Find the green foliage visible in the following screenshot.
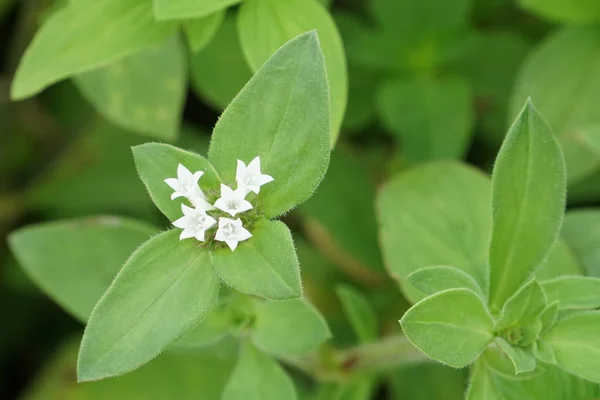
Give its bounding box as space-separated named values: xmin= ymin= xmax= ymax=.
xmin=153 ymin=0 xmax=241 ymax=20
xmin=237 ymin=0 xmax=347 ymax=142
xmin=335 ymin=285 xmax=378 ymax=343
xmin=562 ymin=210 xmax=600 ymax=277
xmin=511 ymin=27 xmax=600 ymax=187
xmin=488 ymin=101 xmax=566 ymax=311
xmin=495 ymin=279 xmax=546 ymax=332
xmin=22 ymin=338 xmax=238 ymax=400
xmin=495 ymin=337 xmax=537 ymax=374
xmin=12 ymin=0 xmax=176 ymax=100
xmin=377 ymin=76 xmax=473 ymax=163
xmin=301 ymin=148 xmax=384 ymax=277
xmin=406 ymin=266 xmax=484 ymax=298
xmin=400 ymin=289 xmax=495 ymax=368
xmin=542 ymin=276 xmax=600 ymax=310
xmin=209 ymin=31 xmax=330 ymax=218
xmin=222 ymin=341 xmax=296 ymax=400
xmin=184 ymin=10 xmax=225 ymax=53
xmin=518 ymin=0 xmax=600 ymax=23
xmin=8 ymin=216 xmax=157 ymax=322
xmin=252 ymin=299 xmax=330 ymax=355
xmin=189 ymin=15 xmax=252 ymax=109
xmin=377 ymin=162 xmax=491 ymax=302
xmin=211 ymin=219 xmax=302 ymax=300
xmin=74 ymin=37 xmax=186 ymax=140
xmin=77 ymin=230 xmax=220 ymax=381
xmin=546 ymin=311 xmax=600 ymax=384
xmin=133 ymin=143 xmax=220 ymax=221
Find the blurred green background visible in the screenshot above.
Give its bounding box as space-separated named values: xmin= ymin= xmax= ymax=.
xmin=2 ymin=0 xmax=600 ymax=398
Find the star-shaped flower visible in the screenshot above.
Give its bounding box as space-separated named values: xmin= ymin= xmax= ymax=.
xmin=236 ymin=156 xmax=274 ymax=194
xmin=214 ymin=184 xmax=253 ymax=217
xmin=172 ymin=204 xmax=217 ymax=241
xmin=164 ymin=164 xmax=214 ymax=211
xmin=214 ymin=217 xmax=252 ymax=251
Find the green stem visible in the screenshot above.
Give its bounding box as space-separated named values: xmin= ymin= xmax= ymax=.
xmin=281 ymin=334 xmax=431 ymax=382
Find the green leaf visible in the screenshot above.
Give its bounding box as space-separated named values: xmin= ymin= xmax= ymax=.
xmin=12 ymin=0 xmax=176 ymax=100
xmin=77 ymin=230 xmax=220 ymax=381
xmin=495 ymin=280 xmax=547 ymax=331
xmin=496 ymin=338 xmax=537 ymax=375
xmin=184 ymin=10 xmax=225 ymax=53
xmin=176 ymin=305 xmax=232 ymax=349
xmin=518 ymin=0 xmax=600 ymax=23
xmin=300 ymin=148 xmax=385 ymax=278
xmin=488 ymin=100 xmax=567 ymax=311
xmin=74 ymin=37 xmax=186 ymax=141
xmin=335 ymin=285 xmax=378 ymax=343
xmin=237 ymin=0 xmax=347 ymax=143
xmin=208 ymin=31 xmax=330 ymax=218
xmin=8 ymin=217 xmax=157 ymax=323
xmin=542 ymin=276 xmax=600 ymax=310
xmin=539 ymin=302 xmax=559 ymax=335
xmin=22 ymin=338 xmax=238 ymax=400
xmin=189 ymin=15 xmax=252 ymax=109
xmin=369 ymin=0 xmax=470 ymax=35
xmin=389 ymin=363 xmax=466 ymax=400
xmin=210 ymin=219 xmax=301 ymax=300
xmin=153 ymin=0 xmax=241 ymax=20
xmin=536 ymin=239 xmax=583 ymax=281
xmin=132 ymin=143 xmax=220 ymax=221
xmin=532 ymin=340 xmax=557 ymax=365
xmin=562 ymin=210 xmax=600 ymax=278
xmin=252 ymin=299 xmax=330 ymax=356
xmin=400 ymin=289 xmax=495 ymax=368
xmin=222 ymin=341 xmax=297 ymax=400
xmin=510 ymin=27 xmax=600 ymax=185
xmin=377 ymin=76 xmax=474 ymax=163
xmin=407 ymin=266 xmax=484 ymax=298
xmin=377 ymin=161 xmax=491 ymax=303
xmin=27 ymin=120 xmax=155 ymax=219
xmin=546 ymin=311 xmax=600 ymax=384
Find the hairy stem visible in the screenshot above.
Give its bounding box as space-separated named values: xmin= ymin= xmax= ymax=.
xmin=281 ymin=334 xmax=430 ymax=382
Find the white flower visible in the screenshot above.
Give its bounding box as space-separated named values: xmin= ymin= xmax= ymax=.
xmin=172 ymin=204 xmax=217 ymax=241
xmin=214 ymin=184 xmax=252 ymax=217
xmin=236 ymin=156 xmax=274 ymax=194
xmin=214 ymin=217 xmax=252 ymax=251
xmin=164 ymin=163 xmax=214 ymax=211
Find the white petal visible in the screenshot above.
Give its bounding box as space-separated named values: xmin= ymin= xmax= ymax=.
xmin=260 ymin=174 xmax=274 ymax=185
xmin=215 ymin=229 xmax=226 ymax=241
xmin=164 ymin=178 xmax=180 ymax=191
xmin=238 ymin=199 xmax=253 ymax=213
xmin=219 ymin=217 xmax=234 ymax=228
xmin=191 ymin=197 xmax=215 ymax=212
xmin=179 ymin=229 xmax=196 ymax=240
xmin=181 ymin=203 xmax=196 ymax=216
xmin=220 ymin=184 xmax=234 ymax=197
xmin=204 ymin=215 xmax=217 ymax=228
xmin=193 ymin=171 xmax=205 ymax=182
xmin=235 ymin=227 xmax=252 ymax=242
xmin=177 ymin=164 xmax=194 ymax=181
xmin=236 ymin=160 xmax=246 ymax=183
xmin=245 ymin=185 xmax=260 ymax=195
xmin=172 ymin=216 xmax=190 ymax=229
xmin=214 ymin=198 xmax=235 ymax=216
xmin=226 ymin=240 xmax=239 ymax=251
xmin=248 ymin=156 xmax=261 ymax=172
xmin=171 ymin=191 xmax=184 ymax=200
xmin=194 ymin=231 xmax=206 ymax=241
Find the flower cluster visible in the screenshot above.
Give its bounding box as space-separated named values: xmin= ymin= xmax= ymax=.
xmin=164 ymin=156 xmax=274 ymax=251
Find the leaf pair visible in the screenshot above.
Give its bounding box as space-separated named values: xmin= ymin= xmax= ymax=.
xmin=10 ymin=32 xmax=332 ymax=383
xmin=398 ymin=100 xmax=567 ymax=369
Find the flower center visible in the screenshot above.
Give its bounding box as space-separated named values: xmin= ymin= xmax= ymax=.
xmin=222 ymin=222 xmax=236 ymax=238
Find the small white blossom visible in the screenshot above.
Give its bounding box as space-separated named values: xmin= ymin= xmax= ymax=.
xmin=172 ymin=204 xmax=217 ymax=241
xmin=164 ymin=164 xmax=214 ymax=211
xmin=214 ymin=217 xmax=252 ymax=251
xmin=236 ymin=156 xmax=274 ymax=194
xmin=214 ymin=184 xmax=252 ymax=217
